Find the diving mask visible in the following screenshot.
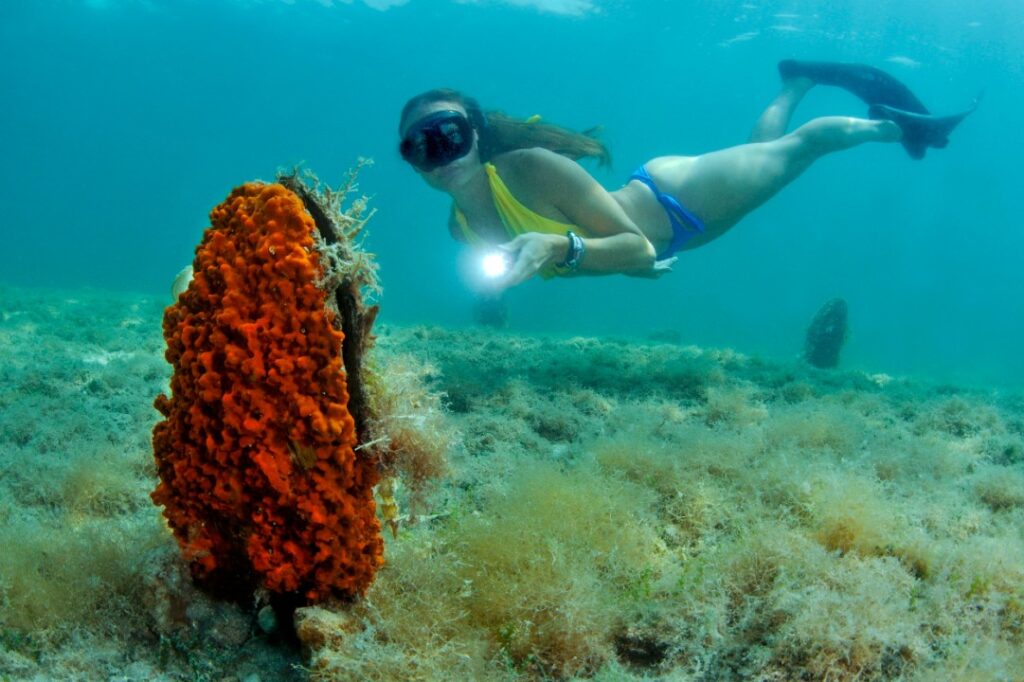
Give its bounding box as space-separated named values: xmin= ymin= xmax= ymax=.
xmin=399 ymin=110 xmax=474 ymax=172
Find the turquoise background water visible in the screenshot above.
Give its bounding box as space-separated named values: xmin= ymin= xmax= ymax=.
xmin=2 ymin=0 xmax=1021 ymax=386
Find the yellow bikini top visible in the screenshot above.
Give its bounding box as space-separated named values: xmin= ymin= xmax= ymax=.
xmin=453 ymin=162 xmax=592 ymax=278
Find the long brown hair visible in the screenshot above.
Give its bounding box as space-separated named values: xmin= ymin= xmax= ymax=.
xmin=399 ymin=88 xmax=611 ymax=166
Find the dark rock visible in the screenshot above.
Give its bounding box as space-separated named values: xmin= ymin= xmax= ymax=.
xmin=804 ymin=298 xmax=848 ymax=369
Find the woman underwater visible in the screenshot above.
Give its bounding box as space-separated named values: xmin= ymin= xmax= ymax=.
xmin=398 ymin=60 xmax=976 ymax=289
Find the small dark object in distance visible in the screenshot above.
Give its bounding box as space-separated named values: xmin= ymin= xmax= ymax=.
xmin=473 ymin=292 xmax=508 ymax=328
xmin=804 ymin=298 xmax=848 ymax=368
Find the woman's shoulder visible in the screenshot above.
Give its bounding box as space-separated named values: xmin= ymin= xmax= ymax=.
xmin=493 ymin=147 xmax=564 ymax=171
xmin=492 ymin=148 xmax=573 ymax=193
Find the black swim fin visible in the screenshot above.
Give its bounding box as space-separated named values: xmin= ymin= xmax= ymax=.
xmin=778 ymin=59 xmax=929 ymax=114
xmin=779 ymin=59 xmax=979 ymax=159
xmin=868 ymin=95 xmax=981 ymax=159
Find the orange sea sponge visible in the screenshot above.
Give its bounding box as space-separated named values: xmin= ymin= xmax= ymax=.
xmin=152 ymin=180 xmax=382 ymax=602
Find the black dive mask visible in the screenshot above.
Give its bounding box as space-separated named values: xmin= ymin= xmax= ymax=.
xmin=399 ymin=110 xmax=474 ymax=172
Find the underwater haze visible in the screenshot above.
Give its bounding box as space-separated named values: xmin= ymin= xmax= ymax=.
xmin=5 ymin=2 xmax=1024 ymax=680
xmin=1 ymin=0 xmax=1022 ymax=386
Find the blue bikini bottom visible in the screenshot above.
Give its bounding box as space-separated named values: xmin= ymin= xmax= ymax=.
xmin=629 ymin=164 xmax=705 ymax=260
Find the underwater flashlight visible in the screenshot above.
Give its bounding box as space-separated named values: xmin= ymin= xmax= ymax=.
xmin=481 ymin=251 xmax=511 ymax=279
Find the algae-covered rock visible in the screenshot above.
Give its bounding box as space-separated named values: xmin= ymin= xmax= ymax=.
xmin=804 ymin=298 xmax=849 ymax=368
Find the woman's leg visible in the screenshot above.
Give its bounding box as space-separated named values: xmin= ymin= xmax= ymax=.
xmin=659 ymin=116 xmax=901 ymax=235
xmin=748 ymin=77 xmax=814 ymax=142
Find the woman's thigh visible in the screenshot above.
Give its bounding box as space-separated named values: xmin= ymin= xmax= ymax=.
xmin=647 ymin=139 xmax=806 ymax=232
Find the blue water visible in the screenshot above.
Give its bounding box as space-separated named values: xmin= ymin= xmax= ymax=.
xmin=2 ymin=0 xmax=1022 ymax=386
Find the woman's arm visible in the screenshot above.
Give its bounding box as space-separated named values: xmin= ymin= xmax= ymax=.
xmin=497 ymin=148 xmax=660 ymax=286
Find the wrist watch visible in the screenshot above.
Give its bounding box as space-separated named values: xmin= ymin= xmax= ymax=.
xmin=557 ymin=230 xmax=585 ymax=271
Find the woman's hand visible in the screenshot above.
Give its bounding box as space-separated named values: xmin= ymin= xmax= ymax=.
xmin=494 ymin=233 xmax=566 ymax=288
xmin=489 ymin=232 xmax=671 ymax=289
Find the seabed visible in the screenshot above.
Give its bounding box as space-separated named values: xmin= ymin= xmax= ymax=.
xmin=1 ymin=283 xmax=1022 ymax=681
